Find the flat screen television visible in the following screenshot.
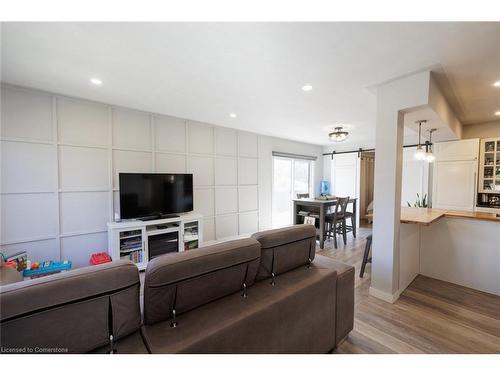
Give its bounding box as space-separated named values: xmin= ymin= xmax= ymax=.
xmin=119 ymin=173 xmax=193 ymax=220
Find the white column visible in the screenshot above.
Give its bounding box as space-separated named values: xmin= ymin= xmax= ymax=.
xmin=369 ymin=71 xmax=431 ymax=302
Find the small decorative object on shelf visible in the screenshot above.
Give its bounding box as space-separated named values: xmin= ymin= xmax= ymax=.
xmin=407 ymin=193 xmax=428 ymax=208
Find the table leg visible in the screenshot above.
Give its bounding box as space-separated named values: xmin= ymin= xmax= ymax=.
xmin=319 ymin=204 xmax=325 ymax=249
xmin=353 ymin=199 xmax=357 ymax=238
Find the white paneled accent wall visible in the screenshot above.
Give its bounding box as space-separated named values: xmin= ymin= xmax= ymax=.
xmin=1 ymin=85 xmax=263 ymax=267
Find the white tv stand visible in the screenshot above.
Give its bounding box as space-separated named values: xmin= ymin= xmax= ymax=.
xmin=107 ymin=213 xmax=203 ymax=271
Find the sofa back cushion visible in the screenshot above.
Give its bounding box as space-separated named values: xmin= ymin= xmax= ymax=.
xmin=143 ymin=238 xmax=261 ymax=325
xmin=251 ymin=224 xmax=316 ymax=281
xmin=0 ymin=261 xmax=141 ymax=353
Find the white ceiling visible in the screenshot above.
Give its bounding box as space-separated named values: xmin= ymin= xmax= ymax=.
xmin=2 ymin=22 xmax=500 ymax=147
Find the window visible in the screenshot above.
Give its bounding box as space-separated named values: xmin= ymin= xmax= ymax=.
xmin=272 ymin=156 xmax=313 ymax=228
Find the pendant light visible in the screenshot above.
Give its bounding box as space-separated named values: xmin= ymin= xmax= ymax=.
xmin=414 ymin=120 xmax=426 ymax=160
xmin=425 ymin=128 xmax=437 ymax=163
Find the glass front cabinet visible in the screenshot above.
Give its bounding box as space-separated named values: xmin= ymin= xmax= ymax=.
xmin=479 ymin=137 xmax=500 ymax=193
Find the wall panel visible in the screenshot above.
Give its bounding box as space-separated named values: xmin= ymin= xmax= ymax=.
xmin=216 ymin=127 xmax=237 ymax=156
xmin=1 ymin=87 xmax=53 ymax=142
xmin=238 ymin=158 xmax=258 ymax=185
xmin=1 ymin=141 xmax=55 ymax=192
xmin=239 ymin=211 xmax=259 ymax=235
xmin=61 ymin=232 xmax=108 ymax=268
xmin=1 ymin=193 xmax=57 ymax=243
xmin=59 ymin=146 xmax=109 ymax=190
xmin=58 ymin=98 xmax=108 ymax=146
xmin=112 ymin=108 xmax=152 ymax=150
xmin=188 ymin=121 xmax=214 ymax=154
xmin=156 ymin=153 xmax=186 ymax=173
xmin=155 ymin=115 xmax=186 ymax=153
xmin=215 ymin=187 xmax=238 ymax=215
xmin=188 ymin=156 xmax=214 ymax=186
xmin=216 ymin=214 xmax=239 ymax=239
xmin=193 ymin=188 xmax=215 ymax=217
xmin=60 ymin=192 xmax=109 ymax=234
xmin=238 ymin=185 xmax=258 ymax=212
xmin=215 ymin=157 xmax=238 ymax=185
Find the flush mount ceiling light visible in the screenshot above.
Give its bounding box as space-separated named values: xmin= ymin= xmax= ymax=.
xmin=90 ymin=78 xmax=103 ymax=86
xmin=414 ymin=120 xmax=427 ymax=161
xmin=493 ymin=81 xmax=500 ymax=87
xmin=495 ymin=111 xmax=500 ymax=116
xmin=328 ymin=126 xmax=349 ymax=142
xmin=301 ymin=84 xmax=313 ymax=92
xmin=229 ymin=113 xmax=237 ymax=118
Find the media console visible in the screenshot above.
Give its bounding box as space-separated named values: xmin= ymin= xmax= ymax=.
xmin=107 ymin=213 xmax=203 ymax=271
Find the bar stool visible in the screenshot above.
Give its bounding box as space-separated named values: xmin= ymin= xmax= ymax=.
xmin=325 ymin=196 xmax=349 ymax=249
xmin=359 ymin=234 xmax=372 ymax=278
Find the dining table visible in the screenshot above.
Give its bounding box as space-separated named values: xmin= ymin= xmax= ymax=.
xmin=292 ymin=197 xmax=358 ymax=249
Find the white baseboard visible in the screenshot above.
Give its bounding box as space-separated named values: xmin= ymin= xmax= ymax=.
xmin=369 ymin=286 xmax=401 ymax=303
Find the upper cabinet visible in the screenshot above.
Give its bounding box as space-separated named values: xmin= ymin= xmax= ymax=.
xmin=479 ymin=137 xmax=500 ymax=193
xmin=432 ymin=139 xmax=479 ymax=211
xmin=433 ymin=138 xmax=479 ymax=162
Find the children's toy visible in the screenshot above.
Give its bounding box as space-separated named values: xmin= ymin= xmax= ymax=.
xmin=23 ymin=260 xmax=72 ymax=278
xmin=90 ymin=252 xmax=112 ymax=265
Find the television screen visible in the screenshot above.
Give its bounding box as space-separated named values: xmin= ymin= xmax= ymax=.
xmin=119 ymin=173 xmax=193 ymax=219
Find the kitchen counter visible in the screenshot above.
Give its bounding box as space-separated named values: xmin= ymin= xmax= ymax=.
xmin=367 ymin=207 xmax=500 ymax=225
xmin=396 ymin=207 xmax=500 ymax=300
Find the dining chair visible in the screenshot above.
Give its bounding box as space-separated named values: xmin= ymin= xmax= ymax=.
xmin=325 ymin=196 xmax=349 ymax=249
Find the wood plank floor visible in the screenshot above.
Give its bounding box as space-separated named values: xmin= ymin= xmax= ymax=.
xmin=318 ymin=225 xmax=500 ymax=354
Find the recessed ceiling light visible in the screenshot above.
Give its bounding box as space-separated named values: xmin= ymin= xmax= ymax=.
xmin=301 ymin=84 xmax=313 ymax=92
xmin=493 ymin=81 xmax=500 ymax=87
xmin=229 ymin=113 xmax=237 ymax=118
xmin=495 ymin=111 xmax=500 ymax=116
xmin=90 ymin=78 xmax=103 ymax=86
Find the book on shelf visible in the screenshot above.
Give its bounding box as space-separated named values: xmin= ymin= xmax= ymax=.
xmin=120 ymin=250 xmax=143 ymax=263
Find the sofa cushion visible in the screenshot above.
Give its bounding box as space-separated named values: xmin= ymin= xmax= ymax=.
xmin=312 ymin=255 xmax=355 ymax=344
xmin=251 ymin=225 xmax=316 ymax=281
xmin=0 ymin=260 xmax=141 ymax=353
xmin=141 ymin=264 xmax=337 ymax=353
xmin=143 ymin=238 xmax=261 ymax=325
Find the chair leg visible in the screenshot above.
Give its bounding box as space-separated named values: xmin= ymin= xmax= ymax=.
xmin=342 ymin=219 xmax=347 ymax=245
xmin=351 ymin=215 xmax=356 ymax=238
xmin=360 ymin=236 xmax=372 ymax=278
xmin=333 ymin=222 xmax=338 ymax=249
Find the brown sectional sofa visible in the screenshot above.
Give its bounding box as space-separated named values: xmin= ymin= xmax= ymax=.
xmin=0 ymin=225 xmax=354 ymax=354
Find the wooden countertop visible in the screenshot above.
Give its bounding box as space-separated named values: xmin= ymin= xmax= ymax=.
xmin=443 ymin=210 xmax=500 ymax=223
xmin=400 ymin=207 xmax=448 ymax=225
xmin=366 ymin=207 xmax=500 ymax=225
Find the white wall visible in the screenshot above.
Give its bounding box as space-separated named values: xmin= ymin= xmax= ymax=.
xmin=462 ymin=120 xmax=500 ymax=139
xmin=0 ymin=84 xmax=323 ymax=267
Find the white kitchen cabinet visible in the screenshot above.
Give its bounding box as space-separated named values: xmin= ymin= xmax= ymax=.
xmin=432 ymin=139 xmax=479 ymax=211
xmin=478 ymin=137 xmax=500 ymax=193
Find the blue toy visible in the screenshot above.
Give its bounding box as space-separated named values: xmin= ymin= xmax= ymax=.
xmin=23 ymin=260 xmax=72 ymax=278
